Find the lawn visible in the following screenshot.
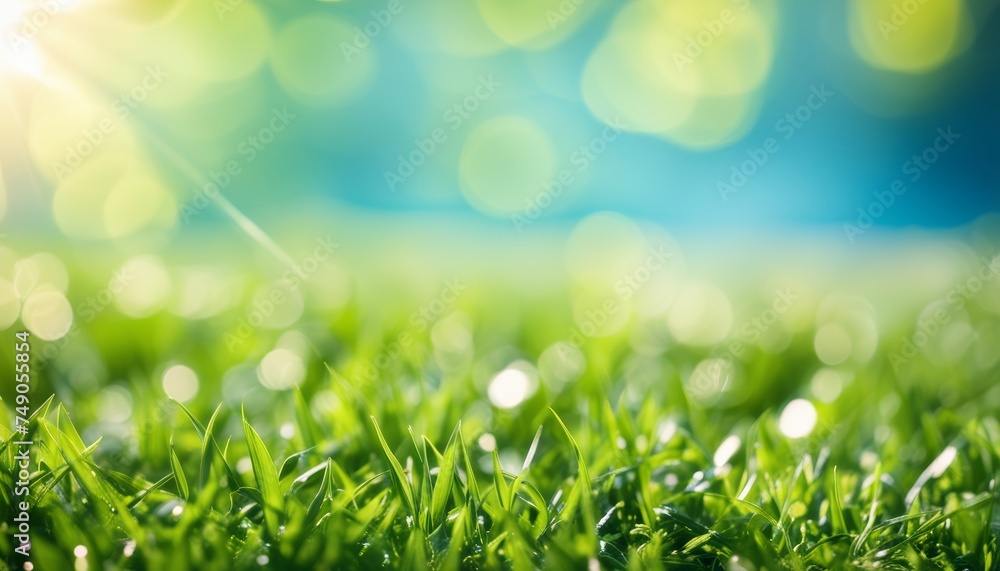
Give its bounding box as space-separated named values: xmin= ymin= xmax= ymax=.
xmin=1 ymin=0 xmax=997 ymax=568
xmin=2 ymin=279 xmax=998 ymax=570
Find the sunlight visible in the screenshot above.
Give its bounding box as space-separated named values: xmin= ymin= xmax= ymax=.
xmin=0 ymin=0 xmax=56 ymax=78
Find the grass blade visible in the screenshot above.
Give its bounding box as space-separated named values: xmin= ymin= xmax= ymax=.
xmin=371 ymin=416 xmax=416 ymax=521
xmin=429 ymin=426 xmax=459 ymax=528
xmin=830 ymin=466 xmax=847 ymax=535
xmin=491 ymin=450 xmax=509 ymax=510
xmin=170 ymin=438 xmax=189 ymax=501
xmin=550 ymin=408 xmax=597 ymax=555
xmin=243 ymin=412 xmax=284 ymax=538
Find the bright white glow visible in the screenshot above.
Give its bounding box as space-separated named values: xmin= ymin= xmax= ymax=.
xmin=487 ymin=366 xmax=532 ymax=409
xmin=162 ymin=365 xmax=199 ymax=402
xmin=257 ymin=348 xmax=305 ymax=390
xmin=6 ymin=41 xmax=44 ymax=77
xmin=0 ymin=2 xmax=31 ymax=37
xmin=713 ymin=435 xmax=741 ymax=467
xmin=73 ymin=545 xmax=87 ymax=558
xmin=0 ymin=1 xmax=51 ymax=78
xmin=778 ymin=399 xmax=818 ymax=439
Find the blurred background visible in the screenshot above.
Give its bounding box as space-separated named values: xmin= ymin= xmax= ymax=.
xmin=3 ymin=0 xmax=999 ymax=236
xmin=1 ymin=0 xmax=1000 ymax=447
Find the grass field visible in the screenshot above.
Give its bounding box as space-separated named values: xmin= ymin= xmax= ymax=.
xmin=1 ymin=0 xmax=998 ymax=568
xmin=2 ymin=265 xmax=999 ymax=571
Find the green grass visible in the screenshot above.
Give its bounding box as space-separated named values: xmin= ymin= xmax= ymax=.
xmin=1 ymin=296 xmax=999 ymax=570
